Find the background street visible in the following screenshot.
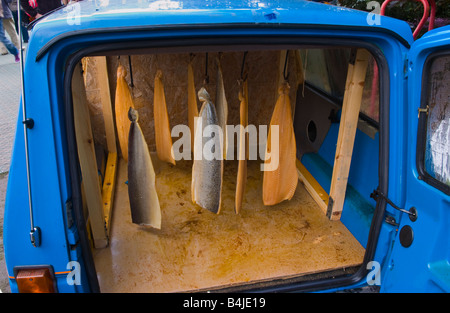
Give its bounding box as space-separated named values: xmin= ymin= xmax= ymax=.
xmin=0 ymin=51 xmax=21 ymax=293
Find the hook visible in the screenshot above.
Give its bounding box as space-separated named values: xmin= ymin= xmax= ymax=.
xmin=203 ymin=52 xmax=209 ymax=85
xmin=128 ymin=55 xmax=134 ymax=88
xmin=283 ymin=50 xmax=290 ymax=81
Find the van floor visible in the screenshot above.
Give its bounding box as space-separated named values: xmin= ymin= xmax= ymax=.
xmin=93 ymin=155 xmax=365 ymax=292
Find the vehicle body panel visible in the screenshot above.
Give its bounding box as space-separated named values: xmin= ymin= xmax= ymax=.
xmin=381 ymin=26 xmax=450 ymax=292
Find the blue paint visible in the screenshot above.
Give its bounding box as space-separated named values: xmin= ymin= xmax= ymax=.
xmin=428 ymin=260 xmax=450 ymax=292
xmin=301 ymin=124 xmax=378 ymax=248
xmin=380 ymin=27 xmax=450 ymax=292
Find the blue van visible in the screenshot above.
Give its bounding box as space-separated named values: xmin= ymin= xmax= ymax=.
xmin=3 ymin=0 xmax=449 ymax=293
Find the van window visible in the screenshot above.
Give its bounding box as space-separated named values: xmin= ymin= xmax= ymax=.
xmin=423 ymin=54 xmax=450 ymax=188
xmin=299 ymin=49 xmax=379 ymax=123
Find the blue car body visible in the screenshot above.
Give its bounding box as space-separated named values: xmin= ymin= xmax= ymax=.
xmin=3 ymin=0 xmax=449 ymax=293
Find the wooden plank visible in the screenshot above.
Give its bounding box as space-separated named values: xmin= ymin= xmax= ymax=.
xmin=94 ymin=56 xmax=117 ymax=154
xmin=296 ymin=160 xmax=328 ymax=214
xmin=94 ymin=56 xmax=118 ymax=237
xmin=102 ymin=152 xmax=118 ymax=237
xmin=327 ymin=49 xmax=370 ymax=221
xmin=72 ymin=62 xmax=108 ymax=248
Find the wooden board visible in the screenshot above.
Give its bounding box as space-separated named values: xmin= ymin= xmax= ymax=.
xmin=72 ymin=63 xmax=108 ymax=248
xmin=94 ymin=56 xmax=117 ymax=154
xmin=93 ymin=56 xmax=118 ymax=238
xmin=102 ymin=152 xmax=117 ymax=237
xmin=328 ymin=49 xmax=370 ymax=221
xmin=296 ymin=160 xmax=328 ymax=214
xmin=93 ymin=156 xmax=365 ymax=292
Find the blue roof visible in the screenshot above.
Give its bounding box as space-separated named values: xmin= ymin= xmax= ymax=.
xmin=30 ymin=0 xmax=414 ymax=54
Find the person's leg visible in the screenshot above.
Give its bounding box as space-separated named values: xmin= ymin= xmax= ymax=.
xmin=0 ymin=42 xmax=7 ymax=54
xmin=3 ymin=18 xmax=20 ymax=49
xmin=0 ymin=20 xmax=19 ymax=57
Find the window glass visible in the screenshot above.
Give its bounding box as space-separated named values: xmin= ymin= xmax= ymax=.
xmin=424 ymin=55 xmax=450 ymax=186
xmin=299 ymin=49 xmax=379 ymax=123
xmin=299 ymin=49 xmax=333 ymax=95
xmin=360 ymin=55 xmax=379 ymax=122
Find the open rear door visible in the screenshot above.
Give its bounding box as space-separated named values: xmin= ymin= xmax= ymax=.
xmin=382 ymin=26 xmax=450 ymax=292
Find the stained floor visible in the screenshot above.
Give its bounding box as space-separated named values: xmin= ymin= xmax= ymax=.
xmin=94 ymin=156 xmax=365 ymax=293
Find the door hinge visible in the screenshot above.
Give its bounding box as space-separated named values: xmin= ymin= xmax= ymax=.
xmin=418 ymin=105 xmax=429 ymax=118
xmin=403 ymin=57 xmax=409 ymax=78
xmin=384 ymin=214 xmax=399 ymax=227
xmin=370 ymin=188 xmax=417 ymax=218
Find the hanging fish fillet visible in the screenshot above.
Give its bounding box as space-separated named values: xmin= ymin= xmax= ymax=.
xmin=154 ymin=69 xmax=176 ymax=165
xmin=215 ymin=57 xmax=228 ymax=159
xmin=128 ymin=107 xmax=162 ymax=229
xmin=235 ymin=79 xmax=248 ymax=214
xmin=262 ymin=82 xmax=298 ymax=206
xmin=115 ymin=65 xmax=133 ymax=161
xmin=188 ymin=61 xmax=199 ymax=152
xmin=191 ymin=87 xmax=223 ymax=214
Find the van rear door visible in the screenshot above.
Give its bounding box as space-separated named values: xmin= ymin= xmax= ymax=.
xmin=381 ymin=25 xmax=450 ymax=292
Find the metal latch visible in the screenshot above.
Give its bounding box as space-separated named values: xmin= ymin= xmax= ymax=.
xmin=370 ymin=188 xmax=417 ymax=218
xmin=418 ymin=105 xmax=429 ymax=118
xmin=30 ymin=227 xmax=41 ymax=248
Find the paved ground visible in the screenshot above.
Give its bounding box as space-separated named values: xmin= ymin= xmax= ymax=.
xmin=0 ymin=51 xmax=21 ymax=293
xmin=0 ymin=173 xmax=10 ymax=293
xmin=0 ymin=54 xmax=20 ymax=174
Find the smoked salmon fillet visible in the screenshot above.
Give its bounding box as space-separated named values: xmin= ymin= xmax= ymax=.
xmin=188 ymin=61 xmax=199 ymax=153
xmin=114 ymin=65 xmax=133 ymax=161
xmin=127 ymin=107 xmax=162 ymax=229
xmin=215 ymin=58 xmax=228 ymax=159
xmin=262 ymin=82 xmax=298 ymax=206
xmin=191 ymin=87 xmax=223 ymax=214
xmin=154 ymin=69 xmax=176 ymax=165
xmin=235 ymin=79 xmax=248 ymax=214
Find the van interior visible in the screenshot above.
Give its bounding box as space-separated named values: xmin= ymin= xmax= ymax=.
xmin=69 ymin=45 xmax=381 ymax=292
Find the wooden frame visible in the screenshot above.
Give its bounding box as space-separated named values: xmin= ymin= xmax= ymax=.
xmin=328 ymin=49 xmax=369 ymax=220
xmin=296 ymin=160 xmax=328 ymax=213
xmin=296 ymin=49 xmax=370 ymax=221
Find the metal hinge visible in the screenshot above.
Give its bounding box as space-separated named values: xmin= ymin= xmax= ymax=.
xmin=370 ymin=188 xmax=417 ymax=219
xmin=384 ymin=214 xmax=399 ymax=227
xmin=418 ymin=105 xmax=429 ymax=118
xmin=403 ymin=57 xmax=409 ymax=78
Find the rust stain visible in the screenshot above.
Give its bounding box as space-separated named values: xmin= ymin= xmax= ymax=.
xmin=93 ymin=157 xmax=365 ymax=292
